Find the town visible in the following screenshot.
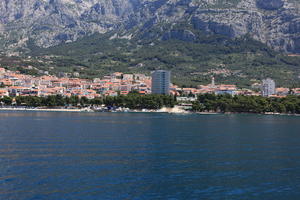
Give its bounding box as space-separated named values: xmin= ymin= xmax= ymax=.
xmin=0 ymin=67 xmax=300 ymax=100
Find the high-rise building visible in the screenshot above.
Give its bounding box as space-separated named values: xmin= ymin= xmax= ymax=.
xmin=211 ymin=76 xmax=215 ymax=88
xmin=261 ymin=78 xmax=275 ymax=97
xmin=151 ymin=70 xmax=171 ymax=95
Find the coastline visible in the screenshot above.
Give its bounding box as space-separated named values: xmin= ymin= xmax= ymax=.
xmin=0 ymin=107 xmax=89 ymax=112
xmin=0 ymin=107 xmax=299 ymax=116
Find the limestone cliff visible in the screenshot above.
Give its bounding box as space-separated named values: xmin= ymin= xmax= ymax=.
xmin=0 ymin=0 xmax=299 ymax=53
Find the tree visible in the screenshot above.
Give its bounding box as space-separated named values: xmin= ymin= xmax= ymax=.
xmin=80 ymin=96 xmax=89 ymax=106
xmin=192 ymin=101 xmax=205 ymax=112
xmin=1 ymin=96 xmax=12 ymax=105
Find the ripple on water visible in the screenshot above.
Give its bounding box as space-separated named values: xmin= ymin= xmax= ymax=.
xmin=1 ymin=112 xmax=300 ymax=200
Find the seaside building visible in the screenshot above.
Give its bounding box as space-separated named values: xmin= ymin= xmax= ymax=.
xmin=0 ymin=66 xmax=299 ymax=100
xmin=276 ymin=87 xmax=290 ymax=96
xmin=0 ymin=88 xmax=9 ymax=97
xmin=122 ymin=74 xmax=134 ymax=81
xmin=151 ymin=70 xmax=171 ymax=95
xmin=261 ymin=78 xmax=276 ymax=97
xmin=176 ymin=96 xmax=197 ymax=102
xmin=211 ymin=76 xmax=215 ymax=88
xmin=215 ymin=89 xmax=236 ymax=96
xmin=293 ymin=88 xmax=300 ymax=95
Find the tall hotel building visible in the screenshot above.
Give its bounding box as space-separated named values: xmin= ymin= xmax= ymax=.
xmin=151 ymin=70 xmax=171 ymax=95
xmin=261 ymin=78 xmax=275 ymax=97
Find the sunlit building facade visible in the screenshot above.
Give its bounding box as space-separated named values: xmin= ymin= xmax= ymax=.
xmin=151 ymin=70 xmax=171 ymax=95
xmin=262 ymin=78 xmax=275 ymax=97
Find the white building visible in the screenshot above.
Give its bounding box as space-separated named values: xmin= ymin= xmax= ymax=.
xmin=122 ymin=74 xmax=134 ymax=80
xmin=176 ymin=97 xmax=197 ymax=102
xmin=261 ymin=78 xmax=275 ymax=97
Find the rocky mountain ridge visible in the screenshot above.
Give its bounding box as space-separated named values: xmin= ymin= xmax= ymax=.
xmin=0 ymin=0 xmax=300 ymax=53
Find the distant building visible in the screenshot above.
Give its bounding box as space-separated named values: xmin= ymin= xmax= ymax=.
xmin=292 ymin=88 xmax=300 ymax=96
xmin=215 ymin=89 xmax=236 ymax=96
xmin=58 ymin=72 xmax=68 ymax=78
xmin=276 ymin=87 xmax=290 ymax=96
xmin=73 ymin=72 xmax=80 ymax=77
xmin=151 ymin=70 xmax=171 ymax=95
xmin=134 ymin=74 xmax=147 ymax=81
xmin=112 ymin=72 xmax=123 ymax=80
xmin=176 ymin=96 xmax=197 ymax=102
xmin=261 ymin=78 xmax=275 ymax=97
xmin=251 ymin=83 xmax=261 ymax=89
xmin=211 ymin=76 xmax=215 ymax=88
xmin=122 ymin=74 xmax=134 ymax=81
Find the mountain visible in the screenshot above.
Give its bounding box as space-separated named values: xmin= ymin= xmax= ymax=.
xmin=0 ymin=0 xmax=300 ymax=88
xmin=0 ymin=32 xmax=297 ymax=88
xmin=0 ymin=0 xmax=300 ymax=53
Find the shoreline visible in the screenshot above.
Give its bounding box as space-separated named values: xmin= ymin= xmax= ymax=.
xmin=0 ymin=107 xmax=299 ymax=116
xmin=196 ymin=111 xmax=300 ymax=117
xmin=0 ymin=107 xmax=89 ymax=112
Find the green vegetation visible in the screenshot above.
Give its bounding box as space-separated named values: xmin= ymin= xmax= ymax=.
xmin=1 ymin=26 xmax=300 ymax=88
xmin=103 ymin=93 xmax=175 ymax=109
xmin=25 ymin=31 xmax=300 ymax=88
xmin=0 ymin=96 xmax=13 ymax=105
xmin=0 ymin=95 xmax=96 ymax=107
xmin=0 ymin=93 xmax=175 ymax=110
xmin=1 ymin=93 xmax=300 ymax=114
xmin=192 ymin=94 xmax=300 ymax=114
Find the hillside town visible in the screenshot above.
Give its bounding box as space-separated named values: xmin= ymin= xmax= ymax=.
xmin=0 ymin=67 xmax=300 ymax=100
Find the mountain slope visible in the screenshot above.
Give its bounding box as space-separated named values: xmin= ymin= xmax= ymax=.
xmin=0 ymin=0 xmax=300 ymax=53
xmin=17 ymin=32 xmax=298 ymax=88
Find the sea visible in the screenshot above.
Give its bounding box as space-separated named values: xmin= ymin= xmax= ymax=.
xmin=0 ymin=111 xmax=300 ymax=200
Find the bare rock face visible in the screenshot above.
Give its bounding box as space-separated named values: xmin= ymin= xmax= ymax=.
xmin=0 ymin=0 xmax=136 ymax=48
xmin=162 ymin=30 xmax=197 ymax=42
xmin=0 ymin=0 xmax=300 ymax=53
xmin=256 ymin=0 xmax=284 ymax=10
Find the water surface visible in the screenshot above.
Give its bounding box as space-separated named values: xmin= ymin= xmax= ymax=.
xmin=0 ymin=111 xmax=300 ymax=199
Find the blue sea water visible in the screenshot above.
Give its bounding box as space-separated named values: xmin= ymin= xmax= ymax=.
xmin=0 ymin=111 xmax=300 ymax=200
